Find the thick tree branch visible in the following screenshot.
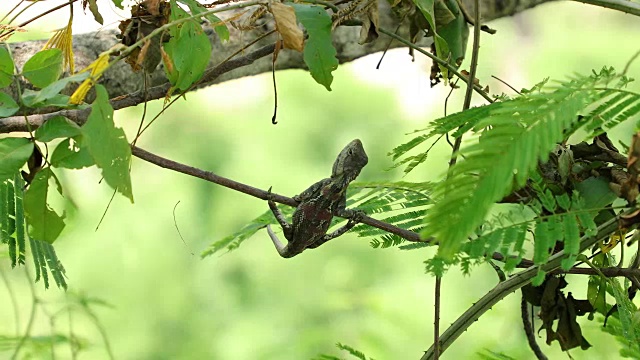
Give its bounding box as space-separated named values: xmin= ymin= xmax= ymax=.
xmin=3 ymin=0 xmax=552 ymax=106
xmin=0 ymin=42 xmax=277 ymax=133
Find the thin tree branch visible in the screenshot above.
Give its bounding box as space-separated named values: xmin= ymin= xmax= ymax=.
xmin=433 ymin=277 xmax=442 ymax=360
xmin=420 ymin=213 xmax=623 ymax=360
xmin=130 ymin=145 xmax=424 ymax=243
xmin=572 ymin=0 xmax=640 ymax=16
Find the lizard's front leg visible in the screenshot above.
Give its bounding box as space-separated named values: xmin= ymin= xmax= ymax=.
xmin=267 ymin=186 xmax=292 ymax=234
xmin=306 ymin=211 xmax=364 ymax=249
xmin=333 ymin=192 xmax=366 ymax=220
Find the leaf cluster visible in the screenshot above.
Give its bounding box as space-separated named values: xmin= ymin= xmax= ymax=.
xmin=391 ymin=67 xmax=639 ymax=261
xmin=1 ymin=175 xmax=66 ymax=289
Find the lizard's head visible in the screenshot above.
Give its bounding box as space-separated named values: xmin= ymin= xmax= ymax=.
xmin=332 ymin=139 xmax=368 ymax=181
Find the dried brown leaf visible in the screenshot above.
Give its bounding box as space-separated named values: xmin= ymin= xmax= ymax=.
xmin=271 ymin=3 xmax=304 ymax=52
xmin=143 ymin=0 xmax=163 ymax=16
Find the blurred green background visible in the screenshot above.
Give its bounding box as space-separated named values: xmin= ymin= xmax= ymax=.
xmin=2 ymin=1 xmax=640 ymax=359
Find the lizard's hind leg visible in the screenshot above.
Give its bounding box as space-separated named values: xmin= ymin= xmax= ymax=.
xmin=267 ymin=224 xmax=288 ymax=256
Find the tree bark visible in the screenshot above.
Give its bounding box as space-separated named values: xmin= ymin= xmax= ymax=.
xmin=1 ymin=0 xmax=554 ymax=132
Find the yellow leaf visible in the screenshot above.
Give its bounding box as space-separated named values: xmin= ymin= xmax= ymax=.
xmin=43 ymin=18 xmax=75 ymax=73
xmin=270 ymin=3 xmax=304 ymax=52
xmin=69 ymin=51 xmax=110 ymax=104
xmin=600 ymin=230 xmax=622 ymax=253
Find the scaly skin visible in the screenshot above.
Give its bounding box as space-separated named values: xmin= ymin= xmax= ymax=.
xmin=267 ymin=139 xmax=369 ymax=258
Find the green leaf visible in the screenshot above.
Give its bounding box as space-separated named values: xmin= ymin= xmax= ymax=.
xmin=610 ymin=278 xmax=640 ymax=343
xmin=50 ymin=137 xmax=95 ymax=169
xmin=0 ymin=137 xmax=33 ymax=182
xmin=575 ymin=177 xmax=617 ymax=209
xmin=1 ymin=181 xmax=9 ymax=245
xmin=560 ymin=215 xmax=580 ymax=270
xmin=555 ymin=193 xmax=571 ymax=211
xmin=531 ymin=268 xmax=546 ymax=286
xmin=587 ymin=253 xmax=609 ymax=314
xmin=29 ymin=236 xmax=44 ymax=284
xmin=5 ymin=179 xmax=16 ymax=266
xmin=41 ymin=240 xmax=67 ymax=289
xmin=177 ymin=0 xmax=229 ymax=42
xmin=0 ymin=47 xmax=14 ymax=88
xmin=111 ymin=0 xmax=124 ymax=9
xmin=35 ymin=116 xmax=81 ymax=142
xmin=163 ymin=1 xmax=212 ymax=91
xmin=22 ymin=72 xmax=90 ymax=107
xmin=437 ymin=0 xmax=468 ymax=66
xmin=411 ymin=0 xmax=450 ymax=77
xmin=22 ymin=49 xmax=63 ymax=88
xmin=14 ymin=173 xmax=26 ymax=266
xmin=202 ymin=210 xmax=274 ymax=257
xmin=336 ymin=343 xmax=368 ymax=360
xmin=209 ymin=14 xmax=230 ymax=42
xmin=0 ymin=92 xmax=19 ymax=117
xmin=533 ymin=221 xmax=550 ymax=264
xmin=291 ymin=4 xmax=339 ymax=91
xmin=86 ymin=0 xmax=104 ymax=24
xmin=540 ymin=189 xmax=556 ymax=213
xmin=24 ymin=168 xmax=65 ymax=243
xmin=81 ymin=85 xmax=133 ymax=202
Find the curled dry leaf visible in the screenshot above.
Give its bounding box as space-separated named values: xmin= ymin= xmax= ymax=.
xmin=143 ymin=0 xmax=163 ymax=16
xmin=271 ymin=2 xmax=304 ymax=52
xmin=160 ymin=46 xmax=174 ymax=75
xmin=358 ymin=0 xmax=379 ymax=44
xmin=619 ymin=131 xmax=640 ymax=203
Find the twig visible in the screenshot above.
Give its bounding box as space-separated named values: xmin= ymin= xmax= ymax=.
xmin=462 ymin=0 xmax=482 ymax=113
xmin=491 ymin=75 xmax=522 ymax=95
xmin=623 ymin=48 xmax=640 ymax=76
xmin=173 ymin=201 xmax=194 ymax=255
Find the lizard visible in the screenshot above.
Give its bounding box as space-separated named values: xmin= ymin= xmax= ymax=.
xmin=266 ymin=139 xmax=369 ymax=258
